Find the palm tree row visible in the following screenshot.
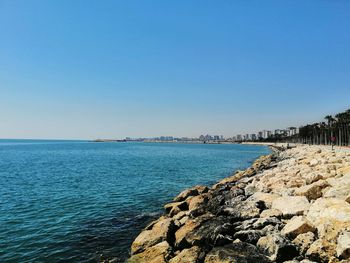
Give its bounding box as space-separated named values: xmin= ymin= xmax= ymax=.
xmin=296 ymin=109 xmax=350 ymax=146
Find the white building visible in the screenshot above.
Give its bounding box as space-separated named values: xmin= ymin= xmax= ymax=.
xmin=262 ymin=130 xmax=271 ymax=139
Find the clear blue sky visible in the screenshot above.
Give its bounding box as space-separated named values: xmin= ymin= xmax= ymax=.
xmin=1 ymin=1 xmax=350 ymax=139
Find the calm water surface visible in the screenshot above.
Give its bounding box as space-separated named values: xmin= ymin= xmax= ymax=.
xmin=0 ymin=140 xmax=270 ymax=262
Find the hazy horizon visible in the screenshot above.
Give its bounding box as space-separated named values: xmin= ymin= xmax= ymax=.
xmin=1 ymin=1 xmax=350 ymax=140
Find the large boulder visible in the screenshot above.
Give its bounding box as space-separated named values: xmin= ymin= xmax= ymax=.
xmin=294 ymin=180 xmax=329 ymax=200
xmin=281 ymin=216 xmax=315 ymax=238
xmin=304 ymin=172 xmax=323 ymax=184
xmin=257 ymin=233 xmax=299 ymax=262
xmin=305 ymin=239 xmax=336 ymax=262
xmin=306 ymin=198 xmax=350 ymax=241
xmin=187 ymin=193 xmax=209 ymax=211
xmin=177 ymin=216 xmax=234 ymax=249
xmin=272 ymin=196 xmax=310 ymax=217
xmin=248 ymin=192 xmax=280 ymax=208
xmin=213 ymin=171 xmax=245 ymax=189
xmin=131 ymin=217 xmax=175 ymax=254
xmin=292 ymin=232 xmax=315 ymax=255
xmin=175 ymin=219 xmax=202 ymax=249
xmin=233 ymin=229 xmax=264 ymax=244
xmin=323 ymin=183 xmax=350 ymax=201
xmin=164 ymin=201 xmax=189 ymax=217
xmin=169 ymin=246 xmax=203 ymax=263
xmin=260 ymin=209 xmax=283 ymax=218
xmin=336 ymin=231 xmax=350 ymax=259
xmin=174 ymin=213 xmax=214 ymax=249
xmin=128 ymin=241 xmax=172 ymax=263
xmin=204 ymin=242 xmax=271 ymax=263
xmin=252 ymin=217 xmax=282 ymax=230
xmin=219 ymin=199 xmax=261 ymax=220
xmin=309 ymin=159 xmax=319 ymax=167
xmin=174 ymin=185 xmax=208 ymax=202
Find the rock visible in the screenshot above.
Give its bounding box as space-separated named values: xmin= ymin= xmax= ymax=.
xmin=175 ymin=219 xmax=202 ymax=249
xmin=213 ymin=171 xmax=245 ymax=189
xmin=244 ymin=167 xmax=257 ymax=177
xmin=249 ymin=192 xmax=280 ymax=208
xmin=164 ymin=201 xmax=188 ymax=214
xmin=180 ymin=216 xmax=234 ymax=249
xmin=214 ymin=234 xmax=234 ymax=246
xmin=309 ymin=159 xmax=319 ymax=167
xmin=253 ymin=217 xmax=282 ymax=230
xmin=233 ymin=218 xmax=258 ymax=231
xmin=204 ymin=242 xmax=270 ymax=263
xmin=323 ymin=183 xmax=350 ymax=200
xmin=305 ymin=173 xmax=323 ymax=184
xmin=169 ymin=246 xmax=203 ymax=263
xmin=174 ymin=186 xmax=208 ymax=202
xmin=219 ymin=199 xmax=261 ymax=220
xmin=305 ymin=239 xmax=335 ymax=262
xmin=173 ymin=211 xmax=187 ymax=221
xmin=174 ymin=214 xmax=214 ymax=249
xmin=128 ymin=241 xmax=171 ymax=263
xmin=224 ymin=186 xmax=246 ymax=200
xmin=244 ymin=184 xmax=257 ymax=196
xmin=327 ymin=172 xmax=350 ymax=187
xmin=169 ymin=206 xmax=182 ymax=217
xmin=262 ymin=224 xmax=280 ymax=236
xmin=306 ymin=198 xmax=350 ymax=240
xmin=339 ymin=166 xmax=350 ymax=176
xmin=294 ymin=180 xmax=329 ymax=200
xmin=260 ymin=209 xmax=283 ymax=218
xmin=131 ymin=218 xmax=175 ymax=254
xmin=257 ymin=233 xmax=299 ymax=262
xmin=337 ymin=231 xmax=350 ymax=259
xmin=179 ymin=216 xmax=190 ymax=226
xmin=272 ymin=196 xmax=310 ymax=217
xmin=204 ymin=194 xmax=226 ymax=215
xmin=292 ymin=232 xmax=315 ymax=255
xmin=346 ymin=195 xmax=350 ymax=204
xmin=233 ymin=217 xmax=281 ymax=234
xmin=128 ymin=145 xmax=350 ymax=262
xmin=233 ymin=229 xmax=264 ymax=244
xmin=187 ymin=194 xmax=209 ymax=211
xmin=307 ymin=198 xmax=350 ymax=223
xmin=281 ymin=216 xmax=315 ymax=238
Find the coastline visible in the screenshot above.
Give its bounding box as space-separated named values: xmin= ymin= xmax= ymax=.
xmin=126 ymin=144 xmax=350 ymax=263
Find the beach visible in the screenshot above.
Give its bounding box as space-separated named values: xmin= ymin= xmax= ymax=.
xmin=128 ymin=144 xmax=350 ymax=263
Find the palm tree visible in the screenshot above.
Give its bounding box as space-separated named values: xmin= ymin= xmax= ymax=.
xmin=324 ymin=115 xmax=334 ymax=145
xmin=283 ymin=110 xmax=350 ymax=146
xmin=346 ymin=109 xmax=350 ymax=145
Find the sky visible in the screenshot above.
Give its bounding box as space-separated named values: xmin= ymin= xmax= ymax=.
xmin=1 ymin=0 xmax=350 ymax=139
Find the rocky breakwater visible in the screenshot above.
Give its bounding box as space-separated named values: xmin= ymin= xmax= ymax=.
xmin=128 ymin=145 xmax=350 ymax=263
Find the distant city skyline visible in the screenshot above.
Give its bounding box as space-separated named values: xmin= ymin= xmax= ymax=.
xmin=1 ymin=1 xmax=350 ymax=140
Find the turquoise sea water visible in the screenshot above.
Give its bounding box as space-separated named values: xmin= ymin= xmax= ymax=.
xmin=0 ymin=140 xmax=270 ymax=262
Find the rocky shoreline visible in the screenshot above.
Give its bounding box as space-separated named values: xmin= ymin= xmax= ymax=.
xmin=127 ymin=145 xmax=350 ymax=263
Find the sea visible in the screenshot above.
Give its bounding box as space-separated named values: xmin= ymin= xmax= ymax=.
xmin=0 ymin=140 xmax=270 ymax=262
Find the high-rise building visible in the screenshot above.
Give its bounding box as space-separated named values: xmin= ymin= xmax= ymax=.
xmin=251 ymin=134 xmax=257 ymax=141
xmin=262 ymin=130 xmax=271 ymax=139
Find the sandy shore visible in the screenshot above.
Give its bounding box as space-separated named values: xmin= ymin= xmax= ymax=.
xmin=127 ymin=145 xmax=350 ymax=263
